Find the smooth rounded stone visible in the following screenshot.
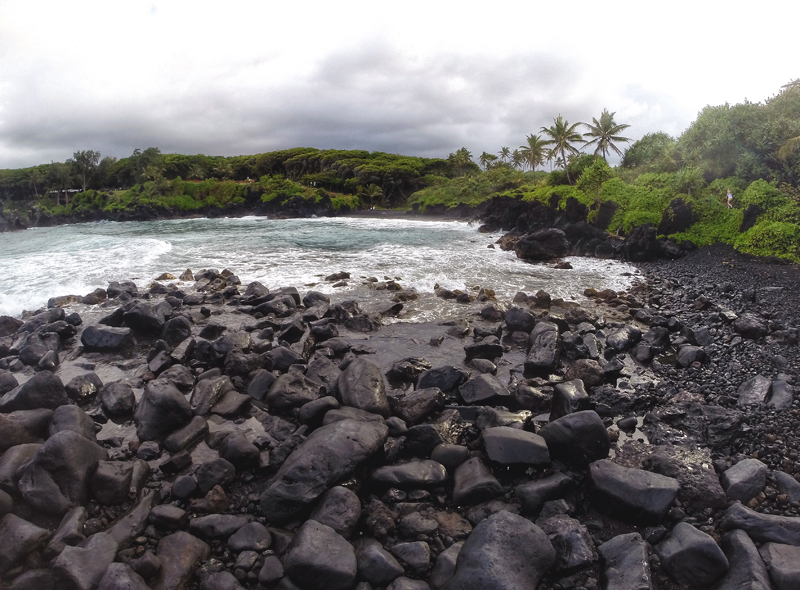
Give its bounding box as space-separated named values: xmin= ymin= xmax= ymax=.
xmin=540 ymin=410 xmax=610 ymax=469
xmin=398 ymin=512 xmax=438 ymax=538
xmin=49 ymin=404 xmax=96 ymax=440
xmin=387 ymin=578 xmax=430 ymax=590
xmin=336 ymin=357 xmax=390 ymax=417
xmin=538 ymin=515 xmax=596 ymax=574
xmin=715 ymin=529 xmax=772 ymax=590
xmin=606 ymin=325 xmax=642 ymax=352
xmin=768 ymin=379 xmax=794 ymax=410
xmin=246 ymin=369 xmax=276 ymax=401
xmin=136 ymin=440 xmax=161 ymax=460
xmin=355 ymin=537 xmax=405 ymax=586
xmin=100 ymin=382 xmax=136 ymax=417
xmin=210 ymin=389 xmax=250 ymax=417
xmin=0 ymin=411 xmax=46 ymax=451
xmin=463 ymin=337 xmax=504 ymax=361
xmin=469 ymin=358 xmax=497 ymax=375
xmin=159 ymin=364 xmax=195 ymax=392
xmin=588 ymin=459 xmax=679 ymax=523
xmin=97 ymin=562 xmax=152 ymax=590
xmin=149 ymin=504 xmax=188 ymax=531
xmin=305 ymin=353 xmax=341 ymax=393
xmin=0 ymin=443 xmax=41 ymax=493
xmin=227 ymin=521 xmax=271 ymax=552
xmin=721 ymin=458 xmax=768 ymax=502
xmin=373 ymin=460 xmax=448 ymax=488
xmin=525 ymin=321 xmax=561 ymax=373
xmin=258 ymin=554 xmax=284 ymax=585
xmin=150 ymin=531 xmax=210 ymax=590
xmin=0 ymin=371 xmax=68 ymax=412
xmin=431 ymin=444 xmax=469 ymax=473
xmin=0 ymin=372 xmax=19 ymax=395
xmin=18 ymin=430 xmax=108 ymax=515
xmin=388 ymin=387 xmax=445 ymax=425
xmin=0 ymin=513 xmax=51 ymax=574
xmin=52 ymin=532 xmax=119 ymax=590
xmin=80 ymin=325 xmax=133 ymax=352
xmin=0 ymin=315 xmax=23 ymax=337
xmin=597 ymin=533 xmax=652 ymax=590
xmin=218 ymin=430 xmax=259 ymax=467
xmin=104 ymin=487 xmax=155 ymax=546
xmin=389 ymin=541 xmax=430 ymax=575
xmin=656 ymin=522 xmax=728 ymax=587
xmin=298 ymin=395 xmax=340 ymax=424
xmin=323 ymin=406 xmax=386 ymax=425
xmin=309 ymin=486 xmax=361 ymax=538
xmin=195 ymin=458 xmax=236 ymax=495
xmin=161 ymin=315 xmax=192 ymax=348
xmin=122 ymin=301 xmax=169 ymax=334
xmin=128 ymin=550 xmax=162 ymax=580
xmin=284 ymin=520 xmax=357 ymax=590
xmin=266 ymin=346 xmax=304 ymax=372
xmin=0 ymin=488 xmax=12 ymax=515
xmin=738 ymin=375 xmax=773 ymax=406
xmin=190 ymin=375 xmax=236 ymax=416
xmin=639 ymin=445 xmax=728 ymax=511
xmin=505 ymin=306 xmax=535 ymax=333
xmin=267 ymin=372 xmax=325 ymax=410
xmin=759 ymin=542 xmax=800 ymax=590
xmin=260 ymin=419 xmax=388 ymax=523
xmin=44 ymin=506 xmax=87 ymax=559
xmin=452 ymin=457 xmax=503 ymax=506
xmin=482 ymin=426 xmax=550 ymax=465
xmin=171 ymin=475 xmax=198 ymax=500
xmin=775 ymin=471 xmax=800 ymax=503
xmin=134 ymin=379 xmax=193 ymax=442
xmin=189 ymin=514 xmax=251 ymax=540
xmin=91 ymin=460 xmax=134 ymax=505
xmin=720 ymin=502 xmax=800 ymax=545
xmin=429 ymin=541 xmax=462 ymax=589
xmin=199 ymin=571 xmax=245 ymax=590
xmin=549 ymin=379 xmax=590 ymax=421
xmin=9 ymin=569 xmax=57 ymax=590
xmin=458 ymin=373 xmax=511 ymax=405
xmin=64 ymin=372 xmax=103 ymax=402
xmin=417 ymin=366 xmax=469 ymax=393
xmin=387 ymin=416 xmax=408 ymax=436
xmin=163 ymin=415 xmax=209 ymax=454
xmin=443 ymin=510 xmax=554 ymax=590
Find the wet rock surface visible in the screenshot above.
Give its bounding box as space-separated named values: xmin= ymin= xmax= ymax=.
xmin=1 ymin=244 xmax=800 ymax=589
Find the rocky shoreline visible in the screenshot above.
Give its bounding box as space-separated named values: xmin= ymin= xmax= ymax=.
xmin=0 ymin=243 xmax=799 ymax=590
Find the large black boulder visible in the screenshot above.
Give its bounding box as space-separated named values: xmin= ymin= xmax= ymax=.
xmin=283 ymin=520 xmax=357 ymax=590
xmin=260 ymin=419 xmax=387 ymax=523
xmin=135 ymin=379 xmax=193 ymax=441
xmin=443 ymin=510 xmax=555 ymax=590
xmin=540 ymin=410 xmax=609 ymax=469
xmin=513 ymin=228 xmax=569 ymax=261
xmin=0 ymin=371 xmax=69 ymax=412
xmin=81 ymin=325 xmax=133 ymax=352
xmin=337 ymin=357 xmax=390 ymax=417
xmin=588 ymin=459 xmax=679 ymax=523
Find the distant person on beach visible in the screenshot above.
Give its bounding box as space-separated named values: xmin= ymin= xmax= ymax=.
xmin=727 ymin=189 xmax=734 ymax=209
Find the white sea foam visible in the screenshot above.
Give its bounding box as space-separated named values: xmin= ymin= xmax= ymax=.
xmin=0 ymin=217 xmax=641 ymax=318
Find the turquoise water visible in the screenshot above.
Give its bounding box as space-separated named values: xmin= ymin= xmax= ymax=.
xmin=0 ymin=216 xmax=640 ymax=319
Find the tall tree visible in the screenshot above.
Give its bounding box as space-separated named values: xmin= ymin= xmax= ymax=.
xmin=519 ymin=134 xmax=547 ymax=183
xmin=511 ymin=149 xmax=523 ymax=170
xmin=583 ymin=109 xmax=631 ymax=160
xmin=71 ymin=150 xmax=101 ymax=192
xmin=541 ymin=116 xmax=583 ymax=183
xmin=479 ymin=151 xmax=498 ymax=170
xmin=498 ymin=146 xmax=511 ymax=162
xmin=28 ymin=167 xmax=43 ymax=197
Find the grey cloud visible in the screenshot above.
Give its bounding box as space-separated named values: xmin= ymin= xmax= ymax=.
xmin=0 ymin=41 xmax=693 ymax=169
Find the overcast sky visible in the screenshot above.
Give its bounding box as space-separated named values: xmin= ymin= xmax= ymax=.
xmin=1 ymin=0 xmax=798 ymax=169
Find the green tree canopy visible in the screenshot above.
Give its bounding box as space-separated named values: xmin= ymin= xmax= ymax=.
xmin=582 ymin=109 xmax=631 ymax=160
xmin=541 ymin=116 xmax=584 ymax=183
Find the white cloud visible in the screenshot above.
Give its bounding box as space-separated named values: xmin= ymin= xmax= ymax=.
xmin=0 ymin=0 xmax=798 ymax=168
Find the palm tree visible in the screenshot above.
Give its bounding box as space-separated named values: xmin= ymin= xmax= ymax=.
xmin=479 ymin=151 xmax=498 ymax=171
xmin=583 ymin=109 xmax=631 ymax=160
xmin=511 ymin=149 xmax=523 ymax=170
xmin=188 ymin=164 xmax=206 ymax=180
xmin=498 ymin=146 xmax=511 ymax=163
xmin=359 ymin=183 xmax=382 ymax=208
xmin=519 ymin=134 xmax=547 ymax=183
xmin=541 ymin=116 xmax=583 ymax=183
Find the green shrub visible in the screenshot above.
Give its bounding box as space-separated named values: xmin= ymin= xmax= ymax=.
xmin=735 ymin=221 xmax=800 ymax=261
xmin=738 ymin=179 xmax=789 ymax=210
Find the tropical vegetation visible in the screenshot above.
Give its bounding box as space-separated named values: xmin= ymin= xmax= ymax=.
xmin=2 ymin=80 xmax=800 ymax=260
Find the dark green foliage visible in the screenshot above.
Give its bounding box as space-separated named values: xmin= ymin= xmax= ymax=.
xmin=407 ymin=167 xmax=528 ymax=211
xmin=621 ymin=132 xmax=678 ymax=172
xmin=735 ymin=221 xmax=800 ymax=261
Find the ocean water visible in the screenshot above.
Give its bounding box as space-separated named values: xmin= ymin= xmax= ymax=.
xmin=0 ymin=216 xmax=641 ymax=319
